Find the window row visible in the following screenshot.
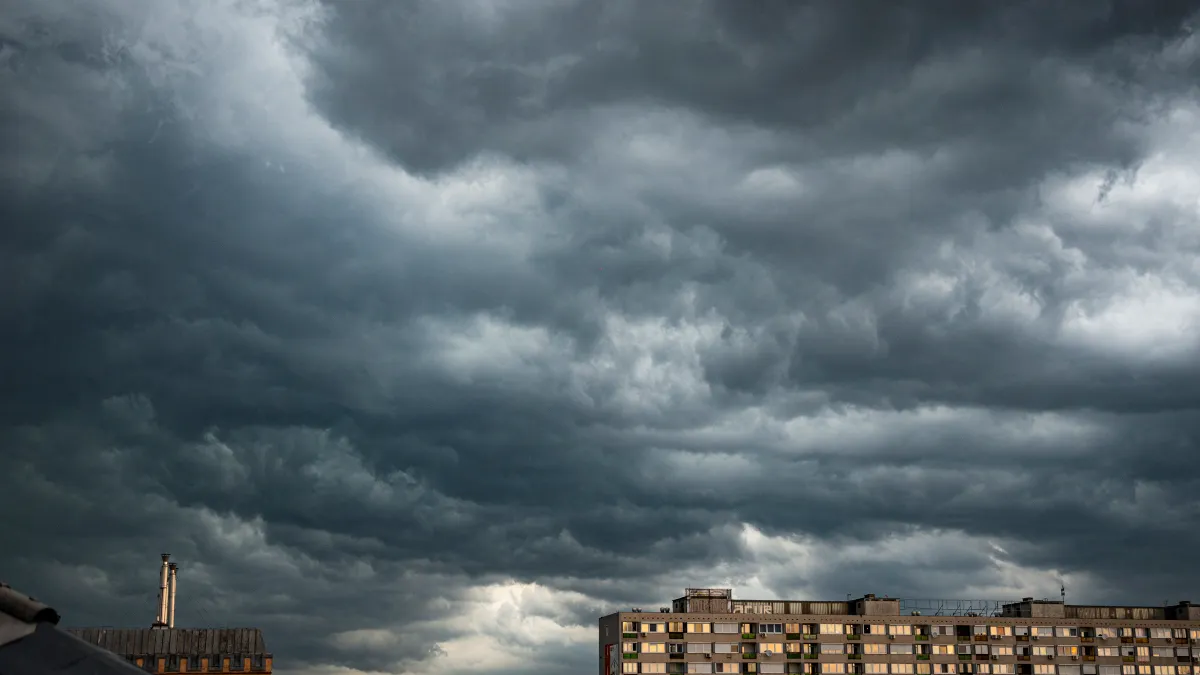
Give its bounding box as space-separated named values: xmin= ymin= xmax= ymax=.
xmin=622 ymin=624 xmax=1200 ymax=641
xmin=619 ymin=664 xmax=1198 ymax=675
xmin=622 ymin=641 xmax=1197 ymax=657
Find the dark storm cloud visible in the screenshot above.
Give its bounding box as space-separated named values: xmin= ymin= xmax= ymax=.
xmin=3 ymin=0 xmax=1200 ymax=673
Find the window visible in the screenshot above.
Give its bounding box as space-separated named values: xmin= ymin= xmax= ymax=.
xmin=822 ymin=644 xmax=844 ymax=654
xmin=785 ymin=623 xmax=802 ymax=634
xmin=1033 ymin=667 xmax=1054 ymax=675
xmin=975 ymin=627 xmax=989 ymax=637
xmin=742 ymin=624 xmax=756 ymax=635
xmin=688 ymin=665 xmax=714 ymax=674
xmin=866 ymin=666 xmax=889 ymax=674
xmin=935 ymin=626 xmax=955 ymax=636
xmin=822 ymin=665 xmax=846 ymax=674
xmin=917 ymin=665 xmax=931 ymax=675
xmin=691 ymin=623 xmax=713 ymax=634
xmin=1058 ymin=628 xmax=1078 ymax=638
xmin=892 ymin=644 xmax=914 ymax=655
xmin=669 ymin=643 xmax=686 ymax=654
xmin=624 ymin=621 xmax=639 ymax=632
xmin=1033 ymin=628 xmax=1053 ymax=638
xmin=643 ymin=643 xmax=666 ymax=654
xmin=1098 ymin=648 xmax=1118 ymax=657
xmin=645 ymin=623 xmax=666 ymax=633
xmin=974 ymin=645 xmax=989 ymax=655
xmin=1124 ymin=667 xmax=1137 ymax=675
xmin=892 ymin=626 xmax=914 ymax=636
xmin=933 ymin=645 xmax=954 ymax=655
xmin=1033 ymin=646 xmax=1053 ymax=656
xmin=991 ymin=627 xmax=1012 ymax=637
xmin=643 ymin=666 xmax=667 ymax=674
xmin=1060 ymin=668 xmax=1081 ymax=675
xmin=993 ymin=667 xmax=1012 ymax=675
xmin=786 ymin=643 xmax=803 ymax=653
xmin=1098 ymin=629 xmax=1118 ymax=639
xmin=1015 ymin=627 xmax=1030 ymax=637
xmin=822 ymin=624 xmax=844 ymax=635
xmin=893 ymin=666 xmax=914 ymax=674
xmin=760 ymin=666 xmax=785 ymax=675
xmin=1099 ymin=669 xmax=1121 ymax=675
xmin=1153 ymin=668 xmax=1176 ymax=675
xmin=1059 ymin=646 xmax=1078 ymax=656
xmin=761 ymin=624 xmax=783 ymax=634
xmin=688 ymin=643 xmax=713 ymax=654
xmin=1152 ymin=649 xmax=1173 ymax=658
xmin=624 ymin=643 xmax=639 ymax=653
xmin=978 ymin=666 xmax=992 ymax=675
xmin=714 ymin=643 xmax=738 ymax=653
xmin=623 ymin=664 xmax=638 ymax=674
xmin=1179 ymin=649 xmax=1192 ymax=658
xmin=1137 ymin=647 xmax=1149 ymax=661
xmin=1173 ymin=630 xmax=1187 ymax=639
xmin=1120 ymin=629 xmax=1134 ymax=638
xmin=716 ymin=623 xmax=740 ymax=634
xmin=866 ymin=625 xmax=887 ymax=635
xmin=716 ymin=665 xmax=740 ymax=674
xmin=760 ymin=643 xmax=783 ymax=655
xmin=864 ymin=644 xmax=888 ymax=655
xmin=669 ymin=622 xmax=685 ymax=633
xmin=935 ymin=666 xmax=953 ymax=675
xmin=993 ymin=647 xmax=1013 ymax=656
xmin=1191 ymin=631 xmax=1200 ymax=641
xmin=1135 ymin=629 xmax=1148 ymax=639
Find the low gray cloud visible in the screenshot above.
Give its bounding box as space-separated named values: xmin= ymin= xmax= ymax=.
xmin=2 ymin=0 xmax=1200 ymax=673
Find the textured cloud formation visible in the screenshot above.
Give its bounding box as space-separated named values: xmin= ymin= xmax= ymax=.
xmin=2 ymin=1 xmax=1200 ymax=673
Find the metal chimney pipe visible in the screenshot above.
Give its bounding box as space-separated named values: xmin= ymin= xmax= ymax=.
xmin=156 ymin=554 xmax=171 ymax=626
xmin=167 ymin=563 xmax=178 ymax=628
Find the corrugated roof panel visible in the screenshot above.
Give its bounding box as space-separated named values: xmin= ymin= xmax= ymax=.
xmin=64 ymin=628 xmax=270 ymax=657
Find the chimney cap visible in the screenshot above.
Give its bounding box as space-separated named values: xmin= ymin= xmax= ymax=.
xmin=168 ymin=563 xmax=178 ymax=570
xmin=161 ymin=553 xmax=171 ymax=561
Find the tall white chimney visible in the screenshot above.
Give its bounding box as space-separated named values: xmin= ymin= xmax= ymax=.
xmin=167 ymin=563 xmax=178 ymax=628
xmin=156 ymin=554 xmax=170 ymax=626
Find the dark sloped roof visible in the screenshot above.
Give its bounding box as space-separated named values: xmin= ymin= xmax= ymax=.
xmin=0 ymin=583 xmax=146 ymax=675
xmin=65 ymin=628 xmax=270 ymax=657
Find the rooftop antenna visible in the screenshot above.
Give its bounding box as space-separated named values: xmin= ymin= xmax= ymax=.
xmin=1060 ymin=581 xmax=1066 ymax=604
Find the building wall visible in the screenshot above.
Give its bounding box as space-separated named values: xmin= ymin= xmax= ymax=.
xmin=605 ymin=611 xmax=1200 ymax=675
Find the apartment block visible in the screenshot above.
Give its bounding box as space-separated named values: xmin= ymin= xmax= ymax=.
xmin=600 ymin=588 xmax=1200 ymax=675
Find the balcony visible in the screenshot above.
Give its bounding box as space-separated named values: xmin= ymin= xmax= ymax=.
xmin=669 ymin=654 xmax=684 ymax=660
xmin=743 ymin=634 xmax=757 ymax=640
xmin=1017 ymin=656 xmax=1030 ymax=662
xmin=1081 ymin=638 xmax=1094 ymax=643
xmin=958 ymin=637 xmax=971 ymax=642
xmin=743 ymin=653 xmax=757 ymax=660
xmin=848 ymin=655 xmax=862 ymax=660
xmin=787 ymin=634 xmax=803 ymax=641
xmin=623 ymin=633 xmax=637 ymax=639
xmin=1136 ymin=638 xmax=1149 ymax=644
xmin=915 ymin=636 xmax=929 ymax=642
xmin=917 ymin=655 xmax=930 ymax=661
xmin=787 ymin=654 xmax=804 ymax=660
xmin=804 ymin=635 xmax=819 ymax=641
xmin=974 ymin=636 xmax=988 ymax=642
xmin=847 ymin=635 xmax=861 ymax=641
xmin=1084 ymin=657 xmax=1095 ymax=661
xmin=1121 ymin=638 xmax=1133 ymax=644
xmin=623 ymin=654 xmax=638 ymax=660
xmin=804 ymin=654 xmax=818 ymax=659
xmin=976 ymin=655 xmax=989 ymax=661
xmin=958 ymin=655 xmax=972 ymax=661
xmin=1176 ymin=639 xmax=1189 ymax=645
xmin=1122 ymin=657 xmax=1135 ymax=662
xmin=669 ymin=633 xmax=685 ymax=640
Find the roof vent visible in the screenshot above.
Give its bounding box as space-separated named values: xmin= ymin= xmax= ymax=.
xmin=0 ymin=583 xmax=60 ymax=625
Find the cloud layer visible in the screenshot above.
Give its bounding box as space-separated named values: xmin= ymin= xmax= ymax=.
xmin=2 ymin=1 xmax=1200 ymax=673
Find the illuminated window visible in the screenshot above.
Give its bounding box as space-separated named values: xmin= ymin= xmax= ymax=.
xmin=623 ymin=664 xmax=638 ymax=674
xmin=892 ymin=626 xmax=913 ymax=636
xmin=642 ymin=665 xmax=667 ymax=674
xmin=894 ymin=665 xmax=915 ymax=674
xmin=822 ymin=665 xmax=846 ymax=674
xmin=821 ymin=624 xmax=844 ymax=635
xmin=642 ymin=642 xmax=665 ymax=654
xmin=690 ymin=623 xmax=713 ymax=634
xmin=865 ymin=665 xmax=889 ymax=674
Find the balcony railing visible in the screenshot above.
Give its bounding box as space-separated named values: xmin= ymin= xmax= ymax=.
xmin=623 ymin=654 xmax=638 ymax=660
xmin=787 ymin=634 xmax=803 ymax=641
xmin=1017 ymin=656 xmax=1030 ymax=661
xmin=848 ymin=655 xmax=862 ymax=660
xmin=915 ymin=636 xmax=929 ymax=642
xmin=974 ymin=636 xmax=988 ymax=642
xmin=957 ymin=637 xmax=971 ymax=642
xmin=787 ymin=654 xmax=804 ymax=659
xmin=917 ymin=655 xmax=930 ymax=661
xmin=1016 ymin=636 xmax=1029 ymax=642
xmin=847 ymin=635 xmax=861 ymax=641
xmin=803 ymin=635 xmax=819 ymax=641
xmin=804 ymin=654 xmax=818 ymax=659
xmin=958 ymin=655 xmax=972 ymax=661
xmin=623 ymin=633 xmax=637 ymax=639
xmin=743 ymin=634 xmax=757 ymax=640
xmin=1081 ymin=637 xmax=1094 ymax=643
xmin=743 ymin=653 xmax=757 ymax=659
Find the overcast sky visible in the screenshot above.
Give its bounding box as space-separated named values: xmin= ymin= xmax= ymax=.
xmin=3 ymin=0 xmax=1200 ymax=673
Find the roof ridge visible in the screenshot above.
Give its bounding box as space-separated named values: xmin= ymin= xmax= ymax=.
xmin=0 ymin=583 xmax=60 ymax=625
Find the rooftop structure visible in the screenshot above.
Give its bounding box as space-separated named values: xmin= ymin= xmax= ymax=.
xmin=600 ymin=588 xmax=1200 ymax=675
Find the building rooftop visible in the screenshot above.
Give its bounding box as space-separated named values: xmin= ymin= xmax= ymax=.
xmin=0 ymin=582 xmax=146 ymax=675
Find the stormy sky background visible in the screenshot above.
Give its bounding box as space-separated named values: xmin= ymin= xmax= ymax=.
xmin=3 ymin=0 xmax=1200 ymax=673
